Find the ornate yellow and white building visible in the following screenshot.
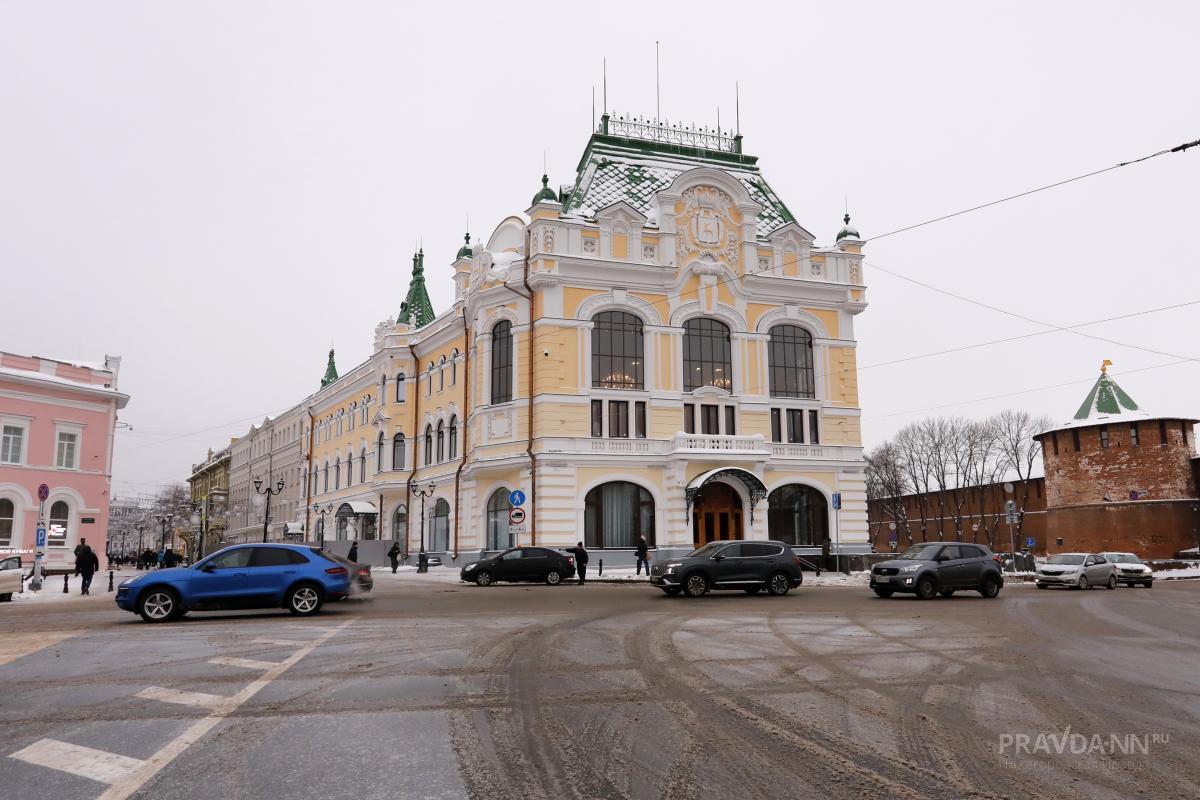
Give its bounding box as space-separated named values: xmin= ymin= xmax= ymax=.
xmin=283 ymin=115 xmax=869 ymax=563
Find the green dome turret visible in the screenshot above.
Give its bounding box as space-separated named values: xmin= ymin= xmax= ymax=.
xmin=456 ymin=232 xmax=473 ymax=260
xmin=531 ymin=174 xmax=559 ymax=206
xmin=320 ymin=349 xmax=339 ymax=388
xmin=836 ymin=212 xmax=860 ymax=242
xmin=398 ymin=249 xmax=435 ymax=329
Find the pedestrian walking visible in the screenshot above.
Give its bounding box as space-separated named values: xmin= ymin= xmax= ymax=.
xmin=635 ymin=535 xmax=650 ymax=576
xmin=821 ymin=536 xmax=831 ymax=572
xmin=571 ymin=541 xmax=589 ymax=584
xmin=347 ymin=541 xmax=359 ymax=563
xmin=156 ymin=550 xmax=165 ymax=569
xmin=387 ymin=542 xmax=401 ymax=573
xmin=76 ymin=542 xmax=100 ymax=595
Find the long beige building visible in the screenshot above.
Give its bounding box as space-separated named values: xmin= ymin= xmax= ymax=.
xmin=228 ymin=115 xmax=871 ymax=564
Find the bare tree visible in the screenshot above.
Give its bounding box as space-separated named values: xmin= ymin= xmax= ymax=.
xmin=866 ymin=442 xmax=911 ymax=547
xmin=894 ymin=423 xmax=934 ymax=542
xmin=992 ymin=409 xmax=1052 ymax=542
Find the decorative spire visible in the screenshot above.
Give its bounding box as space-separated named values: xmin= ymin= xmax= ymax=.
xmin=320 ymin=349 xmax=339 ymax=388
xmin=835 ymin=212 xmax=861 ymax=242
xmin=531 ymin=173 xmax=559 ymax=206
xmin=1073 ymin=362 xmax=1140 ymax=420
xmin=456 ymin=231 xmax=473 ymax=260
xmin=399 ymin=249 xmax=435 ymax=329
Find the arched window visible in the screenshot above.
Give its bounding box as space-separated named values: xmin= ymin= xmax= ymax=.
xmin=424 ymin=425 xmax=433 ymax=466
xmin=767 ymin=485 xmax=829 ymax=546
xmin=429 ymin=498 xmax=450 ymax=551
xmin=451 ymin=350 xmax=459 ymax=385
xmin=312 ymin=468 xmax=319 ymax=496
xmin=334 ymin=457 xmax=341 ymax=490
xmin=448 ymin=415 xmax=458 ymax=459
xmin=345 ymin=452 xmax=353 ymax=487
xmin=393 ymin=433 xmax=406 ymax=471
xmin=486 ymin=488 xmax=512 ymax=550
xmin=426 ymin=363 xmax=434 ymax=396
xmin=396 ymin=373 xmax=406 ymax=403
xmin=348 ymin=404 xmax=356 ymax=431
xmin=592 ymin=311 xmax=644 ymax=389
xmin=323 ymin=462 xmax=329 ymax=493
xmin=584 ymin=482 xmax=654 ymax=549
xmin=438 ymin=356 xmax=446 ymax=391
xmin=377 ymin=432 xmax=385 ymax=472
xmin=360 ymin=448 xmax=367 ymax=483
xmin=490 ymin=321 xmax=513 ymax=404
xmin=436 ymin=421 xmax=445 ymax=462
xmin=0 ymin=498 xmax=14 ymax=547
xmin=683 ymin=318 xmax=732 ymax=391
xmin=392 ymin=504 xmax=407 ymax=540
xmin=768 ymin=325 xmax=815 ymax=399
xmin=48 ymin=500 xmax=70 ymax=547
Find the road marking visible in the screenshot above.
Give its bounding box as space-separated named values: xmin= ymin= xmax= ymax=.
xmin=92 ymin=617 xmax=356 ymax=800
xmin=0 ymin=630 xmax=79 ymax=666
xmin=10 ymin=739 xmax=146 ymax=784
xmin=207 ymin=656 xmax=282 ymax=671
xmin=249 ymin=637 xmax=306 ymax=647
xmin=135 ymin=687 xmax=225 ymax=709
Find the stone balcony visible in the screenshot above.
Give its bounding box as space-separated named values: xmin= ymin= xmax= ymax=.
xmin=539 ymin=436 xmax=860 ymax=463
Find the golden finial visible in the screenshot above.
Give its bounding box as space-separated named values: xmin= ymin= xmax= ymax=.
xmin=1101 ymin=359 xmax=1113 ymax=375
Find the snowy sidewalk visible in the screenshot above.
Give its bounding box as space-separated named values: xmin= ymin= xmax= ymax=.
xmin=8 ymin=569 xmax=141 ymax=604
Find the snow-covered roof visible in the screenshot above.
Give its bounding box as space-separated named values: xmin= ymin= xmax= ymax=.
xmin=0 ymin=365 xmax=129 ymax=407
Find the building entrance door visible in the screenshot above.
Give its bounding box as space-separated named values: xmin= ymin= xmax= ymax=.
xmin=691 ymin=482 xmax=743 ymax=547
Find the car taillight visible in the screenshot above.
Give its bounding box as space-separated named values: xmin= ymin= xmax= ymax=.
xmin=992 ymin=556 xmax=1002 ymax=563
xmin=358 ymin=568 xmax=369 ymax=576
xmin=325 ymin=566 xmax=347 ymax=575
xmin=795 ymin=557 xmax=804 ymax=567
xmin=567 ymin=557 xmax=574 ymax=567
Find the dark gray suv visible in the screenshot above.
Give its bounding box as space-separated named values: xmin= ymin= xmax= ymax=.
xmin=649 ymin=540 xmax=804 ymax=597
xmin=870 ymin=542 xmax=1004 ymax=599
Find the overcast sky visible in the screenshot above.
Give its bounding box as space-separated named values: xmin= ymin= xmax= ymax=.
xmin=2 ymin=1 xmax=1197 ymax=498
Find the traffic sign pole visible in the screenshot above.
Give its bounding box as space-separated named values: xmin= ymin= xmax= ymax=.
xmin=31 ymin=483 xmax=49 ymax=591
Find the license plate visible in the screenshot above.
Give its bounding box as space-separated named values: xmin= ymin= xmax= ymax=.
xmin=874 ymin=576 xmax=890 ymax=584
xmin=650 ymin=576 xmax=662 ymax=584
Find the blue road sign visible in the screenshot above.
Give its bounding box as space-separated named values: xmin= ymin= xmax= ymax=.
xmin=1026 ymin=537 xmax=1035 ymax=548
xmin=509 ymin=490 xmax=526 ymax=507
xmin=36 ymin=525 xmax=46 ymax=548
xmin=831 ymin=491 xmax=841 ymax=510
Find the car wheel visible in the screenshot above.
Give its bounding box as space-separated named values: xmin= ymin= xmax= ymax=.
xmin=939 ymin=590 xmax=955 ymax=598
xmin=1076 ymin=575 xmax=1089 ymax=590
xmin=475 ymin=570 xmax=493 ymax=587
xmin=0 ymin=592 xmax=11 ymax=602
xmin=545 ymin=570 xmax=562 ymax=586
xmin=915 ymin=576 xmax=937 ymax=600
xmin=1144 ymin=582 xmax=1153 ymax=589
xmin=873 ymin=587 xmax=894 ymax=598
xmin=661 ymin=587 xmax=681 ymax=596
xmin=138 ymin=588 xmax=179 ymax=623
xmin=683 ymin=573 xmax=709 ymax=597
xmin=766 ymin=572 xmax=791 ymax=596
xmin=1036 ymin=583 xmax=1047 ymax=589
xmin=287 ymin=583 xmax=324 ymax=616
xmin=1106 ymin=574 xmax=1117 ymax=590
xmin=743 ymin=586 xmax=762 ymax=595
xmin=979 ymin=576 xmax=1001 ymax=598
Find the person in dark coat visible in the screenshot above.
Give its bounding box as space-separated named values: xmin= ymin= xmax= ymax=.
xmin=76 ymin=543 xmax=100 ymax=595
xmin=347 ymin=541 xmax=359 ymax=563
xmin=635 ymin=536 xmax=650 ymax=576
xmin=570 ymin=541 xmax=589 ymax=584
xmin=387 ymin=542 xmax=402 ymax=573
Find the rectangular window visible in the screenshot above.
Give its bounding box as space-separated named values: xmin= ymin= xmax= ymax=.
xmin=609 ymin=401 xmax=629 ymax=438
xmin=701 ymin=405 xmax=719 ymax=435
xmin=1099 ymin=426 xmax=1109 ymax=448
xmin=56 ymin=432 xmax=79 ymax=469
xmin=724 ymin=406 xmax=736 ymax=436
xmin=770 ymin=409 xmax=782 ymax=443
xmin=591 ymin=400 xmax=603 ymax=438
xmin=1052 ymin=432 xmax=1059 ymax=455
xmin=1129 ymin=424 xmax=1139 ymax=447
xmin=683 ymin=404 xmax=695 ymax=434
xmin=809 ymin=410 xmax=820 ymax=444
xmin=635 ymin=402 xmax=647 ymax=439
xmin=1072 ymin=429 xmax=1081 ymax=451
xmin=1 ymin=424 xmax=24 ymax=464
xmin=787 ymin=409 xmax=805 ymax=444
xmin=1159 ymin=419 xmax=1167 ymax=445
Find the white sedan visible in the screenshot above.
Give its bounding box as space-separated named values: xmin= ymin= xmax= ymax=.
xmin=1100 ymin=552 xmax=1154 ymax=588
xmin=0 ymin=555 xmax=22 ymax=601
xmin=1036 ymin=553 xmax=1117 ymax=590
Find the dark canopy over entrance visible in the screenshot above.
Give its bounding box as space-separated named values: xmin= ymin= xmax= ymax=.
xmin=686 ymin=468 xmax=768 ymax=523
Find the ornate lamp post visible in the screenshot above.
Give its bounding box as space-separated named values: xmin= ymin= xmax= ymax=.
xmin=312 ymin=502 xmax=334 ymax=549
xmin=254 ymin=475 xmax=286 ymax=543
xmin=153 ymin=513 xmax=174 ymax=556
xmin=413 ymin=482 xmax=435 ymax=573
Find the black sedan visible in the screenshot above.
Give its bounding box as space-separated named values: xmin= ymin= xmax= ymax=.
xmin=460 ymin=547 xmax=575 ymax=586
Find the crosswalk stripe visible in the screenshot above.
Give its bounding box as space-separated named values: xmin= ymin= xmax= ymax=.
xmin=10 ymin=739 xmax=146 ymax=785
xmin=250 ymin=638 xmax=306 ymax=647
xmin=207 ymin=656 xmax=281 ymax=671
xmin=135 ymin=687 xmax=226 ymax=709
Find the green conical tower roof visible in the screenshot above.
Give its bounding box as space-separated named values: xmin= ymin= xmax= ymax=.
xmin=1073 ymin=362 xmax=1139 ymax=420
xmin=398 ymin=249 xmax=435 ymax=329
xmin=320 ymin=349 xmax=339 ymax=388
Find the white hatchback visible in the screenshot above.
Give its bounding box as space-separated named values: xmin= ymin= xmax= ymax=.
xmin=0 ymin=555 xmax=22 ymax=601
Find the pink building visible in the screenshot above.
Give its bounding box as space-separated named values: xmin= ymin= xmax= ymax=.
xmin=0 ymin=352 xmax=130 ymax=572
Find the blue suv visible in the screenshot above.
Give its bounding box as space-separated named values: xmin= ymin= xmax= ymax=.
xmin=116 ymin=544 xmax=351 ymax=623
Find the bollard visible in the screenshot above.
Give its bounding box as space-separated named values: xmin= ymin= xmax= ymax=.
xmin=598 ymin=558 xmax=603 ymax=576
xmin=63 ymin=573 xmax=69 ymax=594
xmin=108 ymin=570 xmax=114 ymax=592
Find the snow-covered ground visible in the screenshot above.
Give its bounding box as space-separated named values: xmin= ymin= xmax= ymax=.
xmin=8 ymin=569 xmax=141 ymax=604
xmin=1156 ymin=563 xmax=1200 ymax=580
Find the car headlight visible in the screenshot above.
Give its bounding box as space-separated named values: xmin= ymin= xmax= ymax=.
xmin=463 ymin=563 xmax=476 ymax=572
xmin=665 ymin=562 xmax=681 ymax=574
xmin=900 ymin=564 xmax=921 ymax=572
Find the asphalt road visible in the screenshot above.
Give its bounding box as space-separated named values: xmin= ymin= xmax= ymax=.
xmin=1 ymin=578 xmax=1198 ymax=800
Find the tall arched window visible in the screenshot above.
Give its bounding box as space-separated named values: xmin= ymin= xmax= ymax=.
xmin=377 ymin=432 xmax=385 ymax=471
xmin=448 ymin=415 xmax=458 ymax=459
xmin=584 ymin=482 xmax=654 ymax=549
xmin=311 ymin=468 xmax=318 ymax=497
xmin=48 ymin=500 xmax=69 ymax=547
xmin=334 ymin=457 xmax=341 ymax=490
xmin=360 ymin=448 xmax=367 ymax=483
xmin=490 ymin=320 xmax=513 ymax=404
xmin=345 ymin=452 xmax=353 ymax=487
xmin=0 ymin=498 xmax=14 ymax=547
xmin=592 ymin=311 xmax=644 ymax=389
xmin=451 ymin=349 xmax=459 ymax=385
xmin=392 ymin=504 xmax=407 ymax=541
xmin=424 ymin=425 xmax=433 ymax=465
xmin=767 ymin=484 xmax=829 ymax=546
xmin=768 ymin=325 xmax=816 ymax=399
xmin=436 ymin=421 xmax=445 ymax=462
xmin=438 ymin=356 xmax=446 ymax=391
xmin=395 ymin=373 xmax=406 ymax=403
xmin=393 ymin=433 xmax=405 ymax=471
xmin=426 ymin=363 xmax=434 ymax=396
xmin=429 ymin=498 xmax=450 ymax=551
xmin=486 ymin=488 xmax=512 ymax=550
xmin=683 ymin=318 xmax=732 ymax=391
xmin=323 ymin=461 xmax=329 ymax=493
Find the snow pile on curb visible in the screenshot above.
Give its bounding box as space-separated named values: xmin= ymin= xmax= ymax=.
xmin=9 ymin=569 xmax=142 ymax=603
xmin=1156 ymin=563 xmax=1200 ymax=581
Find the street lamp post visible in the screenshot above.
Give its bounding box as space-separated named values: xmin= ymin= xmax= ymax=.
xmin=413 ymin=482 xmax=435 ymax=573
xmin=136 ymin=523 xmax=146 ymax=562
xmin=254 ymin=475 xmax=286 ymax=543
xmin=312 ymin=503 xmax=333 ymax=549
xmin=153 ymin=513 xmax=174 ymax=558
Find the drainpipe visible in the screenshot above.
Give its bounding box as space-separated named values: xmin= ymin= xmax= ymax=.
xmin=305 ymin=410 xmax=315 ymax=542
xmin=523 ymin=231 xmax=538 ymax=546
xmin=453 ymin=309 xmax=471 ymax=560
xmin=405 ymin=341 xmax=419 ymax=559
